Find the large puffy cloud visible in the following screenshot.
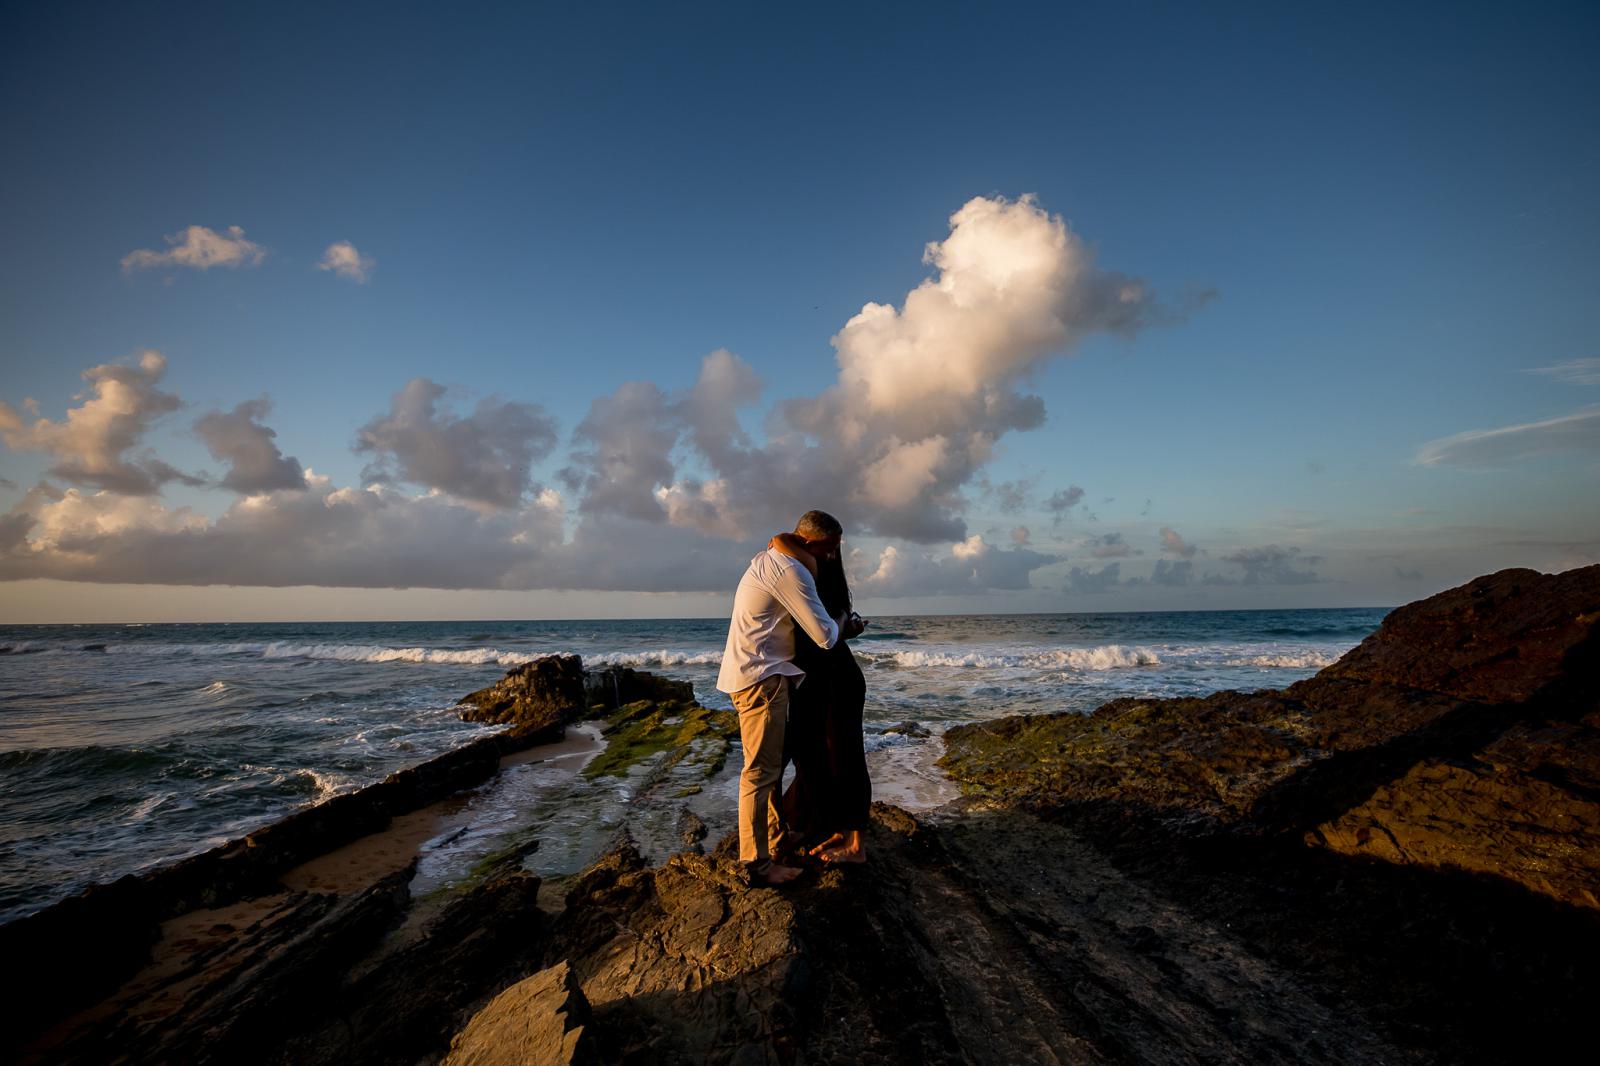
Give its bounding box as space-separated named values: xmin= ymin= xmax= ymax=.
xmin=121 ymin=225 xmax=265 ymax=272
xmin=195 ymin=398 xmax=306 ymax=493
xmin=562 ymin=381 xmax=679 ymax=521
xmin=0 ymin=350 xmax=196 ymax=494
xmin=1415 ymin=409 xmax=1600 ymax=468
xmin=573 ymin=195 xmax=1177 ymax=545
xmin=356 ymin=379 xmax=558 ymax=509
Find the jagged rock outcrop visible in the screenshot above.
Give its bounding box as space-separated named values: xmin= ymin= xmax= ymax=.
xmin=942 ymin=566 xmax=1600 ymax=910
xmin=457 ymin=655 xmax=698 ymax=734
xmin=443 ymin=961 xmax=594 ymax=1066
xmin=585 ymin=665 xmax=695 ymax=710
xmin=459 ymin=654 xmax=589 ymax=734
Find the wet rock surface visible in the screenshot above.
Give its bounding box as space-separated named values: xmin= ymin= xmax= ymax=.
xmin=585 ymin=665 xmax=696 ymax=710
xmin=7 ymin=568 xmax=1599 ymax=1064
xmin=458 ymin=654 xmax=588 ymax=734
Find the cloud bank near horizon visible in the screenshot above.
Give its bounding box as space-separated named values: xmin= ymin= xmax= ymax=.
xmin=2 ymin=195 xmax=1218 ymax=595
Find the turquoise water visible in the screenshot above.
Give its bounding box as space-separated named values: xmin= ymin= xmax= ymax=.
xmin=0 ymin=608 xmax=1386 ymax=924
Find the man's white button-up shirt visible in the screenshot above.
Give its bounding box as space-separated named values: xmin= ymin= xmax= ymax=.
xmin=716 ymin=549 xmax=840 ymax=694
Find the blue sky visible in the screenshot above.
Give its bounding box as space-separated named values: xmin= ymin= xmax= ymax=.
xmin=1 ymin=1 xmax=1596 ymax=621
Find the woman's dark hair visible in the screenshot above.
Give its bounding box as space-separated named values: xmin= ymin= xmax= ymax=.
xmin=815 ymin=555 xmax=852 ymax=619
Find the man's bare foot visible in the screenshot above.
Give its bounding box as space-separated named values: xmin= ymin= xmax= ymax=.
xmin=755 ymin=862 xmax=803 ymax=886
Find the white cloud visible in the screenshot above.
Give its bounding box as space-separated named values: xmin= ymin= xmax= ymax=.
xmin=570 ymin=195 xmax=1182 ymax=545
xmin=318 ymin=240 xmax=375 ymax=283
xmin=1524 ymin=359 xmax=1600 ymax=386
xmin=853 ymin=536 xmax=1058 ymax=597
xmin=357 ymin=379 xmax=559 ymax=510
xmin=562 ymin=381 xmax=679 ymax=522
xmin=1415 ymin=409 xmax=1600 ymax=468
xmin=0 ymin=479 xmax=775 ymax=592
xmin=0 ymin=350 xmax=195 ymax=494
xmin=1159 ymin=526 xmax=1197 ymax=557
xmin=194 ymin=398 xmax=306 ymax=493
xmin=121 ymin=225 xmax=265 ymax=273
xmin=2 ymin=195 xmax=1197 ymax=594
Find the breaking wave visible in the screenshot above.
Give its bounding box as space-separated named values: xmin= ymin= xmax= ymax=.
xmin=585 ymin=650 xmax=723 ymax=667
xmin=1224 ymin=651 xmax=1338 ymax=669
xmin=876 ymin=644 xmax=1161 ymax=671
xmin=104 ymin=641 xmax=535 ymax=667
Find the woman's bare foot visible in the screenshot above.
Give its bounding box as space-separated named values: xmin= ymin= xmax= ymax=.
xmin=807 ymin=833 xmax=845 ymax=857
xmin=818 ymin=831 xmax=867 ymax=864
xmin=756 ymin=861 xmax=804 ymax=886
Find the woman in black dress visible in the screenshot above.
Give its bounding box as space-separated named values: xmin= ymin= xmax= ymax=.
xmin=781 ymin=551 xmax=871 ymax=864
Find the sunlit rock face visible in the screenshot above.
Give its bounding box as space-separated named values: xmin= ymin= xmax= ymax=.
xmin=943 ymin=565 xmax=1600 ymax=910
xmin=457 ymin=654 xmax=588 ymax=736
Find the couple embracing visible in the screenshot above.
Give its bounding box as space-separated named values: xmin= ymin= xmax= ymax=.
xmin=715 ymin=510 xmax=871 ymax=887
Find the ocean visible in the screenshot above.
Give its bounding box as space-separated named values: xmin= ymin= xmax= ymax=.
xmin=0 ymin=607 xmax=1387 ymax=925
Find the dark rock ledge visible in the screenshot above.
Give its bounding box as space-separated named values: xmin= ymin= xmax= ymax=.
xmin=4 ymin=566 xmax=1599 ymax=1065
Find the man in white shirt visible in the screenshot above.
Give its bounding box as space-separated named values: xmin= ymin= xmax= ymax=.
xmin=716 ymin=509 xmax=863 ymax=886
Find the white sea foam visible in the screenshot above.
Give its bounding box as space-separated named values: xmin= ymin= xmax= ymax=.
xmin=585 ymin=649 xmax=723 ymax=667
xmin=298 ymin=768 xmax=352 ymax=800
xmin=261 ymin=642 xmax=533 ymax=666
xmin=881 ymin=644 xmax=1161 ymax=671
xmin=107 ymin=641 xmax=534 ymax=666
xmin=1224 ymin=651 xmax=1338 ymax=669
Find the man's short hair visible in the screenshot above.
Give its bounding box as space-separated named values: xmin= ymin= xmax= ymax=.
xmin=794 ymin=510 xmax=843 ymax=540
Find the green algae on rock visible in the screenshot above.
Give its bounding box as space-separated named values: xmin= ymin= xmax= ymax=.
xmin=583 ymin=699 xmax=738 ymax=781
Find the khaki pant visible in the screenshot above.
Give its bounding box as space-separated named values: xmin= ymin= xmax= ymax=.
xmin=731 ymin=673 xmax=791 ymax=867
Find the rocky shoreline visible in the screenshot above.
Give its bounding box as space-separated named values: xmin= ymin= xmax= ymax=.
xmin=4 ymin=566 xmax=1598 ymax=1064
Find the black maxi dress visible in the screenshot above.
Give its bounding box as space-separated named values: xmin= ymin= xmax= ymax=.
xmin=782 ymin=627 xmax=871 ymax=847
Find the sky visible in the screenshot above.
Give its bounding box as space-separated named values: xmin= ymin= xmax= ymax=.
xmin=1 ymin=0 xmax=1597 ymax=623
